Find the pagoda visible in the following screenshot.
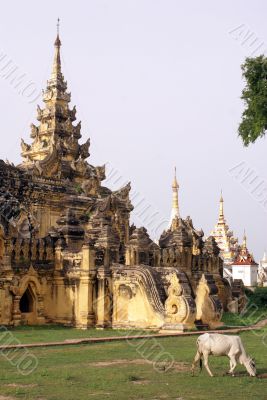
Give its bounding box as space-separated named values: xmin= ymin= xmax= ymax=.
xmin=19 ymin=29 xmax=104 ymax=193
xmin=210 ymin=193 xmax=239 ymax=266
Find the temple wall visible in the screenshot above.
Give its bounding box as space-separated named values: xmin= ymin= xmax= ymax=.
xmin=33 ymin=204 xmax=66 ymax=238
xmin=43 ymin=279 xmax=76 ymax=325
xmin=0 ymin=288 xmax=13 ymax=325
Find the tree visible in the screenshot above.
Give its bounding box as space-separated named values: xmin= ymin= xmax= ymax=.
xmin=239 ymin=55 xmax=267 ymax=146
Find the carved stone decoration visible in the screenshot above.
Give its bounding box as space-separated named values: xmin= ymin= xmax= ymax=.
xmin=79 ymin=138 xmax=90 ymax=159
xmin=56 ymin=209 xmax=84 ymax=252
xmin=112 ymin=265 xmax=165 ymax=329
xmin=213 ymin=275 xmax=232 ymax=312
xmin=113 ymin=282 xmax=137 ymax=324
xmin=21 ymin=139 xmax=31 ymax=154
xmin=195 ymin=274 xmax=223 ymax=328
xmin=126 ymin=226 xmax=159 ymax=266
xmin=164 ymin=272 xmax=196 ymax=328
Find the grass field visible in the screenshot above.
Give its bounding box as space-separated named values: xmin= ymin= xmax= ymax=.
xmin=0 ymin=327 xmax=266 ymax=400
xmin=6 ymin=325 xmax=152 ymax=344
xmin=4 ymin=307 xmax=266 ymax=348
xmin=222 ymin=307 xmax=267 ymax=327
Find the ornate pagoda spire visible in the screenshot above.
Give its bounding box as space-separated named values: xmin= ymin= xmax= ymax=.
xmin=235 ymin=231 xmax=257 ymax=264
xmin=51 ymin=19 xmax=62 ymax=81
xmin=242 ymin=230 xmax=247 ymax=250
xmin=169 ymin=167 xmax=180 ymax=228
xmin=210 ymin=192 xmax=239 ymax=265
xmin=18 ymin=22 xmax=103 ymax=185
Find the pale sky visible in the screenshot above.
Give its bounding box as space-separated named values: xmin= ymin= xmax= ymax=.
xmin=0 ymin=0 xmax=266 ymax=261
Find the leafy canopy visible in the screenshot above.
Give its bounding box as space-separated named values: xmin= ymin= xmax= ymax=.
xmin=239 ymin=55 xmax=267 ymax=146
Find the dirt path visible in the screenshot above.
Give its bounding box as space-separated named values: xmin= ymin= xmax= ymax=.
xmin=1 ymin=319 xmax=266 ymax=351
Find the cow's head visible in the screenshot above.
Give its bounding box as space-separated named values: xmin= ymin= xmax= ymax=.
xmin=245 ymin=356 xmax=257 ymax=377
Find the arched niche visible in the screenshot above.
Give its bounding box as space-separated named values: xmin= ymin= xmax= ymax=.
xmin=16 ymin=277 xmax=44 ymax=325
xmin=19 ymin=287 xmax=34 ymax=313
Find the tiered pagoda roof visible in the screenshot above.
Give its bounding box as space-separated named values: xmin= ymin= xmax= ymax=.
xmin=232 ymin=233 xmax=258 ymax=266
xmin=210 ymin=193 xmax=239 ymax=264
xmin=18 ymin=30 xmax=105 ymax=193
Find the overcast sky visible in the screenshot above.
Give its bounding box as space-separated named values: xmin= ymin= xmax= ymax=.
xmin=0 ymin=0 xmax=266 ymax=261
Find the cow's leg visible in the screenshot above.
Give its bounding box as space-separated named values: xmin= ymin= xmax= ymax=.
xmin=227 ymin=358 xmax=234 ymax=374
xmin=203 ymin=351 xmax=213 ymax=377
xmin=191 ymin=351 xmax=202 ymax=376
xmin=228 ymin=354 xmax=238 ymax=376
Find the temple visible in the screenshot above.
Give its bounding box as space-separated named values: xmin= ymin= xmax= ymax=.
xmin=0 ymin=29 xmax=241 ymax=330
xmin=231 ymin=233 xmax=258 ymax=287
xmin=210 ymin=195 xmax=259 ymax=289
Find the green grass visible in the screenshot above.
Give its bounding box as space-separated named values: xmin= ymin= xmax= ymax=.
xmin=222 ymin=307 xmax=267 ymax=327
xmin=7 ymin=310 xmax=265 ymax=348
xmin=0 ymin=328 xmax=266 ymax=399
xmin=7 ymin=325 xmax=156 ymax=344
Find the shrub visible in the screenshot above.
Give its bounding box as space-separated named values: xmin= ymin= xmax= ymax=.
xmin=249 ymin=287 xmax=267 ymax=307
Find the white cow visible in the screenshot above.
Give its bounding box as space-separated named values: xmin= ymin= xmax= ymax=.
xmin=191 ymin=333 xmax=256 ymax=377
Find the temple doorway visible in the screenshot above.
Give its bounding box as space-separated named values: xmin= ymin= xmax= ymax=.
xmin=19 ymin=286 xmax=38 ymax=324
xmin=20 ymin=288 xmax=33 ymax=313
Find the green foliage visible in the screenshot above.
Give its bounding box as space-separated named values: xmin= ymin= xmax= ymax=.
xmin=249 ymin=287 xmax=267 ymax=307
xmin=222 ymin=289 xmax=267 ymax=327
xmin=245 ymin=287 xmax=254 ymax=298
xmin=239 ymin=55 xmax=267 ymax=145
xmin=222 ymin=307 xmax=266 ymax=327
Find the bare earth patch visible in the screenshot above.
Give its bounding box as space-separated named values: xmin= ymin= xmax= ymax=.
xmin=258 ymin=373 xmax=267 ymax=379
xmin=89 ymin=359 xmax=149 ymax=367
xmin=4 ymin=384 xmax=38 ymax=388
xmin=254 ymin=319 xmax=267 ymax=328
xmin=172 ymin=362 xmax=190 ymax=372
xmin=88 ymin=358 xmax=190 ymax=372
xmin=0 ymin=396 xmax=16 ymax=400
xmin=132 ymin=380 xmax=150 ymax=385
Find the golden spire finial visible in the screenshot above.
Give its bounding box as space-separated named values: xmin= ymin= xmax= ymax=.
xmin=57 ymin=18 xmax=60 ymax=36
xmin=219 ymin=190 xmax=224 ymax=220
xmin=169 ymin=167 xmax=180 ymax=228
xmin=243 ymin=229 xmax=247 ymax=248
xmin=172 ymin=166 xmax=179 ymax=189
xmin=54 ymin=18 xmax=61 ymax=47
xmin=52 ymin=18 xmax=62 ymax=79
